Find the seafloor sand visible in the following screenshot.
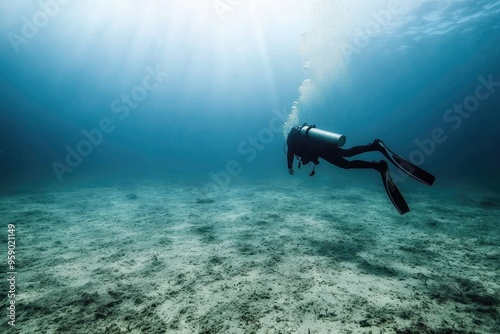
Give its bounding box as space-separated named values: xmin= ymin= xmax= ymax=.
xmin=1 ymin=175 xmax=499 ymax=333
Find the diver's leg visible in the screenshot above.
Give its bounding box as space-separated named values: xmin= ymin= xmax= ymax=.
xmin=335 ymin=140 xmax=435 ymax=186
xmin=319 ymin=151 xmax=380 ymax=170
xmin=333 ymin=143 xmax=379 ymax=158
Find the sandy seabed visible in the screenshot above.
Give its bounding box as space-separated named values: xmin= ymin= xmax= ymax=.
xmin=1 ymin=176 xmax=499 ymax=334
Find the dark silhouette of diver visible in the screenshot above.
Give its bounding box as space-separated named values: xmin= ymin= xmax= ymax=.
xmin=285 ymin=124 xmax=435 ymax=214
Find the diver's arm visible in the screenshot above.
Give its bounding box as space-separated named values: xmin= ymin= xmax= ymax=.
xmin=287 ymin=141 xmax=295 ymax=175
xmin=286 ymin=128 xmax=301 ymax=175
xmin=287 ymin=150 xmax=294 ymax=169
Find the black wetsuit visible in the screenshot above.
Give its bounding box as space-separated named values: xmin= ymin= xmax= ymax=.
xmin=286 ymin=127 xmax=380 ymax=172
xmin=285 ymin=126 xmax=435 ymax=215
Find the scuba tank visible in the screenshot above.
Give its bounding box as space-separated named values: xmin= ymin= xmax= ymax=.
xmin=299 ymin=124 xmax=346 ymax=147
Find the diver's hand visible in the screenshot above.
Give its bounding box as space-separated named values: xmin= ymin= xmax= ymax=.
xmin=288 ymin=168 xmax=294 ymax=175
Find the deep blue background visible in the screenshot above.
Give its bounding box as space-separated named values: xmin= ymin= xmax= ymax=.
xmin=1 ymin=1 xmax=499 ymax=190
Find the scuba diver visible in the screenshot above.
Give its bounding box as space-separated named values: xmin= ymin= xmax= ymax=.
xmin=285 ymin=124 xmax=435 ymax=215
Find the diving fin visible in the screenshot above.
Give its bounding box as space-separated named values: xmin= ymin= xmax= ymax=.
xmin=374 ymin=139 xmax=435 ymax=186
xmin=378 ymin=160 xmax=410 ymax=215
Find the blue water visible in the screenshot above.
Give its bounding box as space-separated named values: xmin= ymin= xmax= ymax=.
xmin=2 ymin=2 xmax=500 ymax=333
xmin=0 ymin=0 xmax=499 ymax=190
